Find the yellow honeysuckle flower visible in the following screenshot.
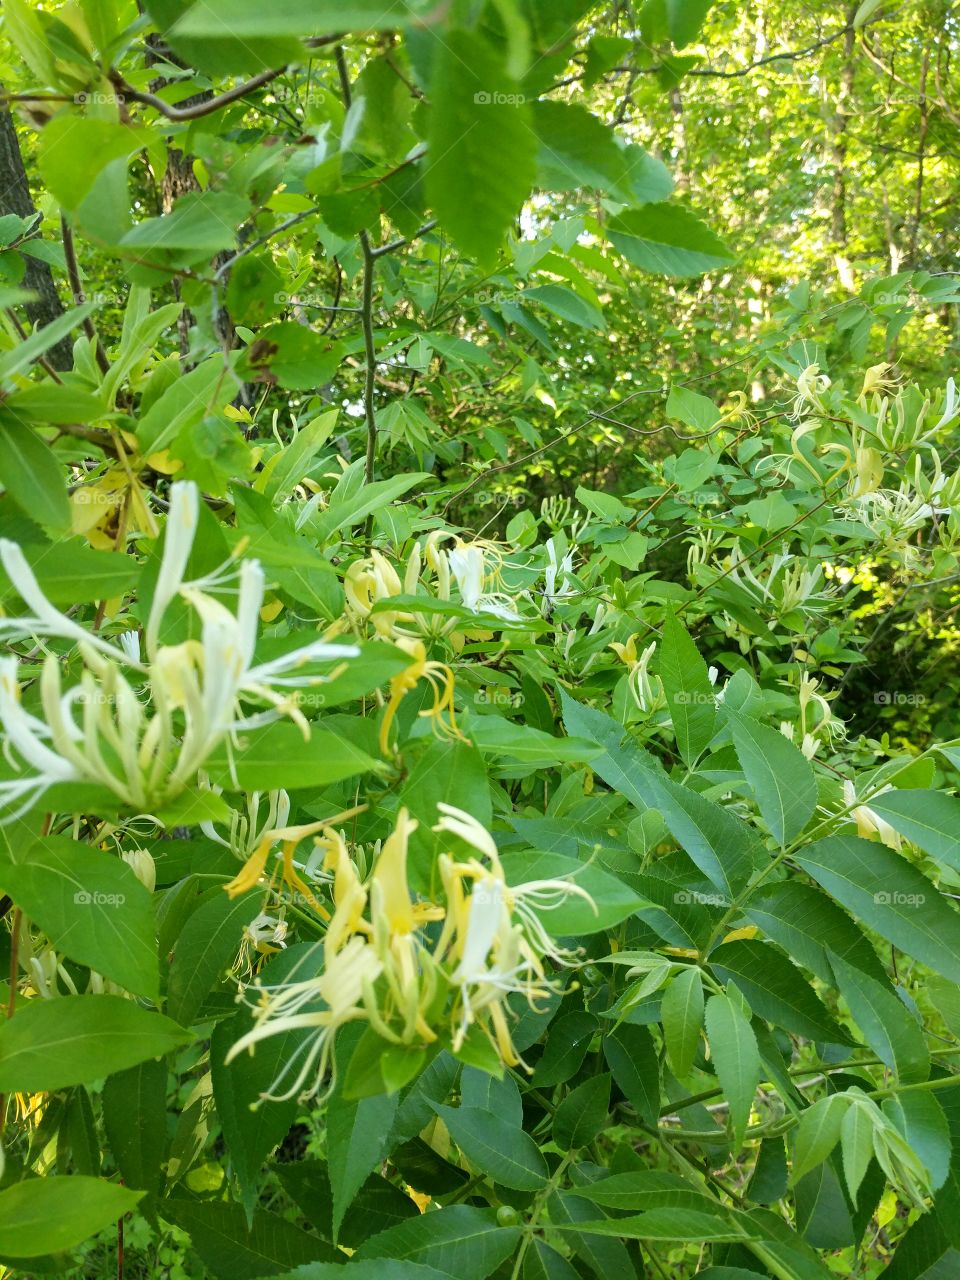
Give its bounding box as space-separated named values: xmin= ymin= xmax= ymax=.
xmin=224 ymin=804 xmax=367 ymax=918
xmin=378 ymin=637 xmax=461 ymax=756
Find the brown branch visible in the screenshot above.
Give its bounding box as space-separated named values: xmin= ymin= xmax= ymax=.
xmin=109 ymin=65 xmax=287 ymax=121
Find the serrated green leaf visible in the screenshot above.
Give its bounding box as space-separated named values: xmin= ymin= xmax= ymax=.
xmin=795 ymin=836 xmax=960 ymax=983
xmin=426 ymin=29 xmax=537 ymax=265
xmin=661 ymin=966 xmax=704 ymax=1077
xmin=705 ymin=994 xmax=760 ymax=1151
xmin=434 ymin=1105 xmax=549 ymax=1190
xmin=727 ymin=710 xmax=817 ymax=845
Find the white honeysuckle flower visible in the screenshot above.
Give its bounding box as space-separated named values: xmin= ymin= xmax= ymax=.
xmin=933 ymin=376 xmax=959 ymax=432
xmin=542 ymin=538 xmax=576 ymax=614
xmin=244 ymin=912 xmax=289 ymax=952
xmin=446 ymin=543 xmax=522 ymax=623
xmin=0 ymin=657 xmax=83 ymax=820
xmin=842 ymin=781 xmax=902 ymax=850
xmin=0 ymin=541 xmax=134 ymax=665
xmin=226 ymin=936 xmax=383 ymax=1102
xmin=0 ymin=481 xmax=358 ymax=823
xmin=433 ymin=801 xmax=499 ymax=860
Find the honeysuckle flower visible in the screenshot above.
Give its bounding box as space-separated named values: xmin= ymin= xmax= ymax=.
xmin=226 ymin=935 xmax=383 ymax=1103
xmin=200 ymin=785 xmax=291 ymax=858
xmin=121 ymin=847 xmax=156 ymax=893
xmin=446 ymin=542 xmax=522 ymax=623
xmin=542 ymin=538 xmax=577 ymax=615
xmin=842 ymin=781 xmax=902 ymax=850
xmin=369 ymin=809 xmax=443 ymax=1043
xmin=378 ymin=636 xmax=461 ymax=755
xmin=610 ymin=635 xmax=662 ymax=712
xmin=224 ymin=805 xmax=366 ymax=916
xmin=791 ymin=363 xmax=831 ymax=419
xmin=344 ymin=551 xmax=406 ymax=637
xmin=859 ymin=363 xmax=898 ymax=402
xmin=933 ymin=376 xmax=959 ymax=432
xmin=245 ymin=913 xmax=289 ymax=954
xmin=0 ymin=482 xmax=358 ymax=822
xmin=433 ymin=803 xmax=596 ymax=1064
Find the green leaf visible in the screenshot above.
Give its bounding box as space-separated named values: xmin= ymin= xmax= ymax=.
xmin=499 ymin=850 xmax=642 ymax=933
xmin=831 ymin=954 xmax=929 ymax=1083
xmin=667 ymin=0 xmax=715 ymax=47
xmin=666 ymin=385 xmax=721 ymax=431
xmin=0 ymin=834 xmax=158 ymax=998
xmin=553 ymin=1074 xmax=611 ymax=1150
xmin=162 ymin=1200 xmax=336 ymax=1278
xmin=166 ymin=889 xmax=261 ymax=1026
xmin=840 ymin=1101 xmax=875 ymax=1204
xmin=660 ymin=966 xmax=704 ymax=1077
xmin=239 ymin=325 xmax=344 ymax=392
xmin=205 ymin=723 xmax=382 ymax=792
xmin=727 ymin=710 xmax=817 ymax=845
xmin=659 ymin=610 xmax=716 ymax=766
xmin=534 ymin=1012 xmax=599 ymax=1087
xmin=531 ymin=101 xmax=633 ymax=197
xmin=0 ymin=416 xmax=71 ymax=534
xmin=468 ymin=717 xmax=603 ymax=769
xmin=0 ymin=543 xmax=139 ymax=604
xmin=791 ymin=1094 xmax=850 ymax=1184
xmin=652 ymin=776 xmax=762 ymax=898
xmin=864 ymin=790 xmax=960 ymax=873
xmin=0 ymin=1177 xmax=142 ymax=1257
xmin=356 ymin=1205 xmax=521 ymax=1279
xmin=121 ymin=191 xmax=248 ymax=254
xmin=426 ymin=29 xmax=537 ymax=265
xmin=211 ymin=946 xmax=323 ymax=1217
xmin=523 ymin=284 xmax=605 ymax=330
xmin=704 ymin=994 xmax=760 ymax=1150
xmin=603 ymin=1022 xmax=660 ymax=1125
xmin=570 ymin=1170 xmax=723 ymax=1213
xmin=608 ymin=204 xmax=735 ymax=277
xmin=434 ymin=1105 xmax=549 ymax=1190
xmin=794 ymin=836 xmax=960 ymax=984
xmin=547 ymin=1191 xmax=638 ymax=1279
xmin=745 ymin=882 xmax=887 ymax=986
xmin=553 ymin=1206 xmax=750 ymax=1242
xmin=884 ymin=1091 xmax=951 ymax=1190
xmin=174 ymin=0 xmax=435 ymax=36
xmin=136 ymin=358 xmax=234 ymax=456
xmin=709 ymin=940 xmax=851 ymax=1043
xmin=461 ymin=1068 xmax=523 ymax=1127
xmin=102 ymin=1058 xmax=168 ymax=1197
xmin=329 ymin=1093 xmax=401 ymax=1237
xmin=0 ymin=995 xmax=190 ymax=1092
xmin=523 ymin=1239 xmax=581 ymax=1280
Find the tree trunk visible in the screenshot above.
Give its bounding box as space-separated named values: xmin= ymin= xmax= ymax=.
xmin=0 ymin=100 xmax=73 ymax=369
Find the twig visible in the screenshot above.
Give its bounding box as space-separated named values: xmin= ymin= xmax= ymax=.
xmin=335 ymin=46 xmax=380 ymax=488
xmin=110 ymin=65 xmax=287 ymax=122
xmin=61 ymin=216 xmax=110 ymax=374
xmin=371 ymin=219 xmax=439 ymax=258
xmin=214 ymin=210 xmax=318 ymax=281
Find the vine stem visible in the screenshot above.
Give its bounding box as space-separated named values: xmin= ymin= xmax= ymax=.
xmin=334 ymin=46 xmax=380 ymax=493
